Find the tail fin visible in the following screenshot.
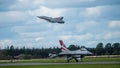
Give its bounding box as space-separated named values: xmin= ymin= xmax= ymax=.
xmin=57 ymin=17 xmax=63 ymax=20
xmin=59 ymin=40 xmax=69 ymax=51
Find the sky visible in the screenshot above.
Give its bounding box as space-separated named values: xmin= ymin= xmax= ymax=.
xmin=0 ymin=0 xmax=120 ymax=49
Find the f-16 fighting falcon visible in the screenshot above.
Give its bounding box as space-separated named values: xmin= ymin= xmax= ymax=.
xmin=49 ymin=40 xmax=93 ymax=62
xmin=37 ymin=16 xmax=64 ymax=24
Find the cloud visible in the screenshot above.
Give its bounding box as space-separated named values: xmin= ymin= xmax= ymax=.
xmin=0 ymin=39 xmax=14 ymax=48
xmin=81 ymin=5 xmax=120 ymax=21
xmin=29 ymin=6 xmax=66 ymax=17
xmin=59 ymin=35 xmax=72 ymax=40
xmin=0 ymin=0 xmax=17 ymax=11
xmin=0 ymin=11 xmax=31 ymax=28
xmin=104 ymin=32 xmax=120 ymax=40
xmin=31 ymin=0 xmax=120 ymax=9
xmin=99 ymin=5 xmax=120 ymax=20
xmin=59 ymin=33 xmax=93 ymax=41
xmin=109 ymin=20 xmax=120 ymax=28
xmin=76 ymin=21 xmax=97 ymax=32
xmin=1 ymin=0 xmax=120 ymax=11
xmin=35 ymin=37 xmax=44 ymax=41
xmin=10 ymin=0 xmax=45 ymax=10
xmin=82 ymin=6 xmax=101 ymax=19
xmin=42 ymin=0 xmax=95 ymax=8
xmin=96 ymin=32 xmax=120 ymax=40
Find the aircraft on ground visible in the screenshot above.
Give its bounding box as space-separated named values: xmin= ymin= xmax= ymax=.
xmin=49 ymin=40 xmax=92 ymax=62
xmin=37 ymin=16 xmax=64 ymax=24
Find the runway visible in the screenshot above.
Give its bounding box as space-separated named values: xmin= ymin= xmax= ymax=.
xmin=0 ymin=62 xmax=120 ymax=66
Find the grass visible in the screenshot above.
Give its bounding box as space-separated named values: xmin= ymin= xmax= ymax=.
xmin=0 ymin=64 xmax=120 ymax=68
xmin=0 ymin=57 xmax=120 ymax=63
xmin=83 ymin=57 xmax=120 ymax=62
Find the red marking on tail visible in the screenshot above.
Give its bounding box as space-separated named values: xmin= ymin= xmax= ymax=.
xmin=59 ymin=40 xmax=69 ymax=51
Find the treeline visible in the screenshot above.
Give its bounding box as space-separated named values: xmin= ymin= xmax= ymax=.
xmin=0 ymin=42 xmax=120 ymax=60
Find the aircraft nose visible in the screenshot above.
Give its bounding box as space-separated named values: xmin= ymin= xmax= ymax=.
xmin=88 ymin=52 xmax=93 ymax=55
xmin=58 ymin=22 xmax=64 ymax=24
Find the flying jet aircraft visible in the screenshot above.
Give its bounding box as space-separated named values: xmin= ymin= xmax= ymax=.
xmin=37 ymin=16 xmax=64 ymax=24
xmin=49 ymin=40 xmax=92 ymax=62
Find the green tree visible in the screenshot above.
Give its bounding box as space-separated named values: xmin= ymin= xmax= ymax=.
xmin=112 ymin=43 xmax=120 ymax=55
xmin=8 ymin=45 xmax=15 ymax=62
xmin=105 ymin=43 xmax=112 ymax=55
xmin=68 ymin=44 xmax=80 ymax=50
xmin=9 ymin=45 xmax=15 ymax=59
xmin=96 ymin=43 xmax=104 ymax=55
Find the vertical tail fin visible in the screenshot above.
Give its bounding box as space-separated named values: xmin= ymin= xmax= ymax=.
xmin=59 ymin=40 xmax=69 ymax=51
xmin=57 ymin=17 xmax=63 ymax=20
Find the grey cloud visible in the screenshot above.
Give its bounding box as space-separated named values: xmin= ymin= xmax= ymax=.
xmin=98 ymin=5 xmax=120 ymax=20
xmin=0 ymin=0 xmax=17 ymax=11
xmin=43 ymin=0 xmax=120 ymax=8
xmin=1 ymin=0 xmax=120 ymax=11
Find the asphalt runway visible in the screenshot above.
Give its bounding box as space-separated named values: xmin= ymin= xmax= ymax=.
xmin=0 ymin=62 xmax=120 ymax=66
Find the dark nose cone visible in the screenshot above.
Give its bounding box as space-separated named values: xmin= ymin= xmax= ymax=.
xmin=62 ymin=22 xmax=64 ymax=24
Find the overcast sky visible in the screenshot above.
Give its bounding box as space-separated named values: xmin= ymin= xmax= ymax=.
xmin=0 ymin=0 xmax=120 ymax=49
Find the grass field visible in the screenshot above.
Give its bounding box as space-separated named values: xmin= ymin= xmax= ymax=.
xmin=0 ymin=56 xmax=120 ymax=68
xmin=0 ymin=57 xmax=120 ymax=63
xmin=83 ymin=57 xmax=120 ymax=62
xmin=0 ymin=64 xmax=120 ymax=68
